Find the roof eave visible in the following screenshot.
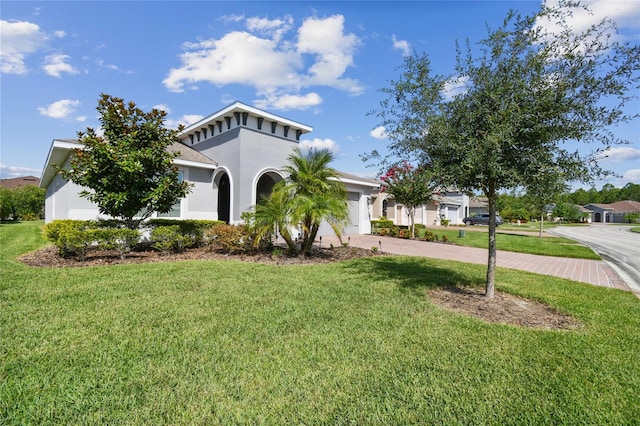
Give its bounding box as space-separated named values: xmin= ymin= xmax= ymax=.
xmin=178 ymin=101 xmax=313 ymax=136
xmin=39 ymin=139 xmax=83 ymax=188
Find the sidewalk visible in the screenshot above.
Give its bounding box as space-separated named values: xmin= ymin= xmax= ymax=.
xmin=320 ymin=234 xmax=632 ymax=293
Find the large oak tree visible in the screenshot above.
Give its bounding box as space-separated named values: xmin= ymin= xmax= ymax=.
xmin=370 ymin=2 xmax=639 ymax=297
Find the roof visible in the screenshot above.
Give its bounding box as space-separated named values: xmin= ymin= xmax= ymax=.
xmin=167 ymin=141 xmax=217 ymax=168
xmin=334 ymin=170 xmax=380 ymax=188
xmin=40 ymin=139 xmax=217 ymax=189
xmin=469 ymin=196 xmax=488 ymax=208
xmin=179 ymin=101 xmax=312 ymax=139
xmin=437 ymin=196 xmax=462 ymax=206
xmin=0 ymin=176 xmax=41 ymax=189
xmin=584 ymin=203 xmax=615 ymax=211
xmin=605 ymin=200 xmax=640 ymax=213
xmin=583 ymin=200 xmax=640 ymax=213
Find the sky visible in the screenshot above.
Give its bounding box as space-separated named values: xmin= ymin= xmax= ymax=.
xmin=1 ymin=0 xmax=639 ymax=190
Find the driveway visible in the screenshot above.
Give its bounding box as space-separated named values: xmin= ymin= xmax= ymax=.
xmin=549 ymin=224 xmax=640 ymax=293
xmin=321 ymin=233 xmax=630 ymax=293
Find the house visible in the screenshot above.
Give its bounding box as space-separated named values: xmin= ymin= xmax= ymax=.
xmin=468 ymin=196 xmax=489 ymax=216
xmin=39 ymin=102 xmax=379 ymax=236
xmin=370 ymin=189 xmax=470 ymax=226
xmin=584 ymin=200 xmax=640 ymax=223
xmin=1 ymin=176 xmax=40 ymax=189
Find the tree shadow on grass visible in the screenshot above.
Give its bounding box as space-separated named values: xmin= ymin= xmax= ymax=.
xmin=344 ymin=255 xmax=485 ymax=297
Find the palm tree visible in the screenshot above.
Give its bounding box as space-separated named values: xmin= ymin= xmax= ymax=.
xmin=283 ymin=148 xmax=348 ymax=255
xmin=249 ymin=187 xmax=297 ymax=253
xmin=247 ymin=148 xmax=349 ymax=256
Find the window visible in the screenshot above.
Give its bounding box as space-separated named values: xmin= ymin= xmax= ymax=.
xmin=158 ymin=171 xmax=183 ymax=218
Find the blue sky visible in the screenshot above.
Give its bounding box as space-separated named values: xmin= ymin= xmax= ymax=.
xmin=1 ymin=1 xmax=639 ymax=189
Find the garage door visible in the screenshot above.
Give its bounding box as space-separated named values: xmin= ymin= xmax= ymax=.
xmin=317 ymin=192 xmax=360 ymax=237
xmin=344 ymin=192 xmax=360 ymax=235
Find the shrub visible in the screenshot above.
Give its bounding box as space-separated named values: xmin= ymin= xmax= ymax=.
xmin=207 ymin=224 xmax=251 ymax=254
xmin=59 ymin=229 xmax=95 ymax=260
xmin=624 ymin=212 xmax=640 ymax=223
xmin=388 ymin=226 xmax=400 ymax=238
xmin=441 ymin=235 xmax=449 ymax=243
xmin=422 ymin=230 xmax=435 ymax=242
xmin=98 ymin=228 xmax=140 ymax=259
xmin=398 ymin=228 xmax=411 ymax=239
xmin=371 ymin=219 xmax=394 ymax=234
xmin=151 ymin=226 xmax=193 ymax=254
xmin=147 ymin=219 xmax=223 ymax=247
xmin=43 ymin=220 xmax=96 ymax=256
xmin=441 ymin=219 xmax=450 ymax=227
xmin=379 ymin=228 xmax=390 ymax=237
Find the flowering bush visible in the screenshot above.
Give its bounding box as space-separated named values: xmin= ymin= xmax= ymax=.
xmin=380 ymin=161 xmax=437 ymax=238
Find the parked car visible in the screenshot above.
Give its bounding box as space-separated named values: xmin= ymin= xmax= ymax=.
xmin=463 ymin=214 xmax=504 ymax=226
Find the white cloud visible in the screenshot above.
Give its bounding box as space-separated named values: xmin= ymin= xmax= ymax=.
xmin=218 ymin=14 xmax=245 ymax=24
xmin=297 ymin=15 xmax=363 ymax=94
xmin=153 ymin=104 xmax=171 ymax=113
xmin=392 ymin=35 xmax=411 ymax=56
xmin=598 ymin=147 xmax=640 ymax=162
xmin=96 ymin=59 xmax=133 ymax=74
xmin=0 ymin=19 xmax=47 ymax=74
xmin=43 ymin=54 xmax=78 ymax=78
xmin=163 ymin=14 xmax=363 ymax=110
xmin=0 ymin=163 xmax=42 ymax=179
xmin=163 ymin=31 xmax=301 ymax=92
xmin=254 ymin=92 xmax=322 ymax=111
xmin=443 ymin=75 xmax=470 ymax=100
xmin=246 ymin=15 xmax=293 ymax=42
xmin=622 ymin=169 xmax=640 ymax=183
xmin=299 ymin=138 xmax=340 ymax=154
xmin=37 ymin=99 xmax=80 ymax=119
xmin=370 ymin=126 xmax=387 ymax=140
xmin=164 ymin=114 xmax=204 ymax=129
xmin=537 ymin=0 xmax=640 ymax=48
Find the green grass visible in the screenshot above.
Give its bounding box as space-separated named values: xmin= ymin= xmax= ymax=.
xmin=630 ymin=227 xmax=640 ymax=233
xmin=2 ymin=221 xmax=639 ymax=424
xmin=496 ymin=221 xmax=560 ymax=232
xmin=434 ymin=227 xmax=601 ymax=259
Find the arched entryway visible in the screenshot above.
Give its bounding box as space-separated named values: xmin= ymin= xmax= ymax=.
xmin=216 ymin=172 xmax=230 ymax=223
xmin=255 ymin=171 xmax=283 ymax=205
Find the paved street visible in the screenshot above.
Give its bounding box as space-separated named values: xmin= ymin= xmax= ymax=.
xmin=549 ymin=224 xmax=640 ymax=293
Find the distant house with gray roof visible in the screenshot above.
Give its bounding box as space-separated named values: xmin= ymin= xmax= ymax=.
xmin=583 ymin=200 xmax=640 ymax=223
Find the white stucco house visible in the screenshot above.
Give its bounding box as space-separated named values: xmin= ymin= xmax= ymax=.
xmin=39 ymin=102 xmax=379 ymax=236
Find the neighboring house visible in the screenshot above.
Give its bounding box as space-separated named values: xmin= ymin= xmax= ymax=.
xmin=576 ymin=205 xmax=593 ymax=223
xmin=371 ymin=189 xmax=469 ymax=226
xmin=1 ymin=176 xmax=40 ymax=189
xmin=584 ymin=200 xmax=640 ymax=223
xmin=39 ymin=102 xmax=379 ymax=236
xmin=468 ymin=196 xmax=489 ymax=216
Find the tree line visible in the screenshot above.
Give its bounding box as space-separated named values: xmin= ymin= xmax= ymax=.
xmin=0 ymin=185 xmax=45 ymax=221
xmin=496 ymin=182 xmax=640 ymax=223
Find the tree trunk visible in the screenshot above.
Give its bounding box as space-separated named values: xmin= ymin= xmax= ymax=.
xmin=539 ymin=211 xmax=544 ymax=238
xmin=485 ymin=187 xmax=497 ymax=298
xmin=409 ymin=207 xmax=416 ymax=238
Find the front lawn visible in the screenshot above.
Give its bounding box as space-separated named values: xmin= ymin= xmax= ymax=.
xmin=431 ymin=227 xmax=601 ymax=259
xmin=1 ymin=221 xmax=638 ymax=424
